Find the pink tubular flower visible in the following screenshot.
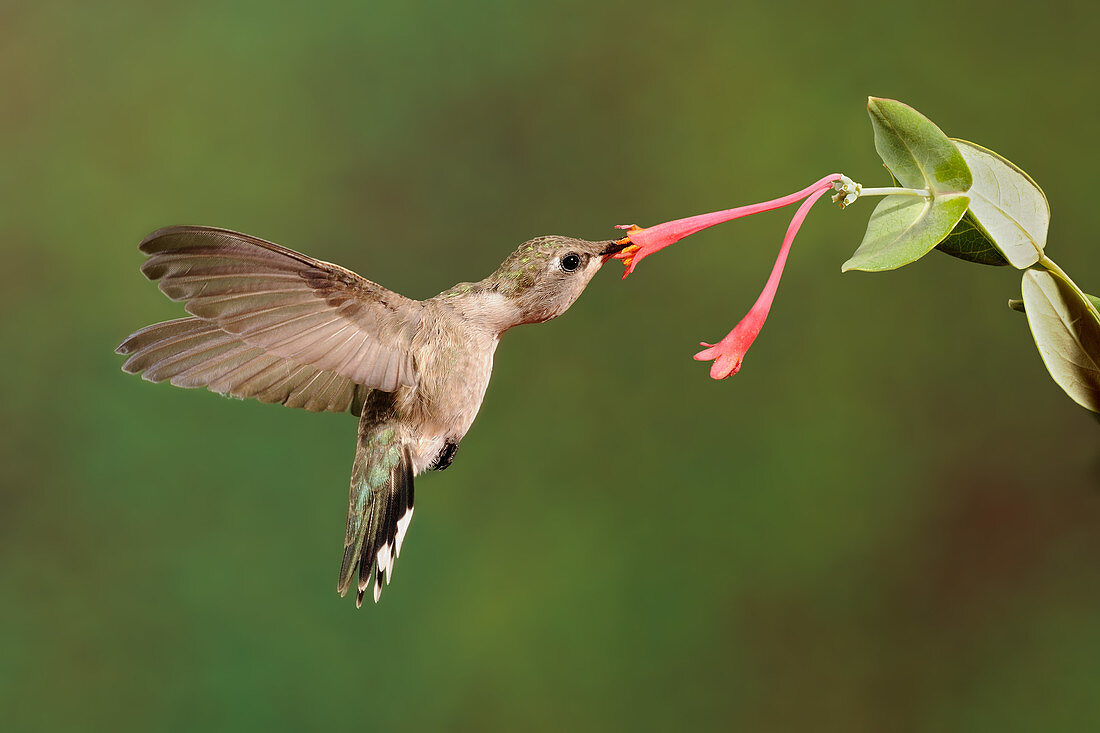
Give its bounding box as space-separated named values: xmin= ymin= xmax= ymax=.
xmin=611 ymin=174 xmax=840 ymax=278
xmin=611 ymin=174 xmax=841 ymax=379
xmin=693 ymin=183 xmax=834 ymax=378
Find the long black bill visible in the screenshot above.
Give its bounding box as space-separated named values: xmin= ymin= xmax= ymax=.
xmin=599 ymin=239 xmax=629 ymax=256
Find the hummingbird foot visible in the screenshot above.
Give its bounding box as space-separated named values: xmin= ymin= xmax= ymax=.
xmin=428 ymin=441 xmax=459 ymax=471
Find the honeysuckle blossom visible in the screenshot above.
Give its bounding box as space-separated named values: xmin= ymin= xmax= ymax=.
xmin=612 ymin=174 xmax=842 ymax=379
xmin=612 ymin=174 xmax=841 ymax=278
xmin=693 ymin=183 xmax=836 ymax=378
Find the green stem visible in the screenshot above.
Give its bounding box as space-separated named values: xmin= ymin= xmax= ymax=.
xmin=831 ymin=176 xmax=931 ymax=208
xmin=857 ymin=186 xmax=929 ymax=197
xmin=1038 ymin=255 xmax=1100 ymax=325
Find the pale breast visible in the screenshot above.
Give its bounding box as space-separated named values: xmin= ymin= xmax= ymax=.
xmin=395 ymin=304 xmax=499 ymax=469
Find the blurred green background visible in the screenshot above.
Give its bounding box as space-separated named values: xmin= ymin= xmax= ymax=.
xmin=3 ymin=1 xmax=1099 ymax=730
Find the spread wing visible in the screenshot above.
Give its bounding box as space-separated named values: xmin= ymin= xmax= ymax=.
xmin=138 ymin=226 xmax=423 ymax=392
xmin=117 ymin=317 xmax=372 ymax=414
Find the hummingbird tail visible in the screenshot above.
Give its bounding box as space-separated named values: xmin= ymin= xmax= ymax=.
xmin=337 ymin=423 xmax=415 ymax=607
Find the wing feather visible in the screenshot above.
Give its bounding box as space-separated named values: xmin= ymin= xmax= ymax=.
xmin=138 ymin=226 xmax=422 ymax=392
xmin=118 ymin=317 xmax=370 ymax=414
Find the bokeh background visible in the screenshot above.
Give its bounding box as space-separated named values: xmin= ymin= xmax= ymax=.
xmin=3 ymin=1 xmax=1099 ymax=730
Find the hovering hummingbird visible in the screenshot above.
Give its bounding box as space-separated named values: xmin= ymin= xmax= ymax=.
xmin=118 ymin=226 xmax=626 ymax=606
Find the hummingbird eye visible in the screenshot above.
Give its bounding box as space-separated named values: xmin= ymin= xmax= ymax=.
xmin=560 ymin=253 xmax=582 ymax=272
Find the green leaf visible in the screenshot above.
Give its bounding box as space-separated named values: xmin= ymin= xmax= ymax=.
xmin=866 ymin=97 xmax=972 ymax=195
xmin=936 ymin=212 xmax=1012 ymax=267
xmin=941 ymin=139 xmax=1048 ymax=269
xmin=841 ymin=193 xmax=970 ymax=272
xmin=845 ymin=98 xmax=973 ymax=273
xmin=1021 ymin=269 xmax=1100 ymax=412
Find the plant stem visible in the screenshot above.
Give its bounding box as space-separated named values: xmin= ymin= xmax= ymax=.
xmin=830 ymin=176 xmax=930 ymax=208
xmin=1038 ymin=255 xmax=1100 ymax=324
xmin=857 ymin=186 xmax=929 ymax=198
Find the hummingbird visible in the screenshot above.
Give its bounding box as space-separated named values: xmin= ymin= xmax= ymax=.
xmin=117 ymin=226 xmax=626 ymax=606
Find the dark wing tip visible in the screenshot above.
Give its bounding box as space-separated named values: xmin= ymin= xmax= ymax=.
xmin=138 ymin=225 xmax=253 ymax=254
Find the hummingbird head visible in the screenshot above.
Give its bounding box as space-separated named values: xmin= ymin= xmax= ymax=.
xmin=482 ymin=236 xmax=627 ymax=329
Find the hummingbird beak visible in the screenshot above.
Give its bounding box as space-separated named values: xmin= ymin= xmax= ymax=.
xmin=599 ymin=240 xmax=629 ymax=259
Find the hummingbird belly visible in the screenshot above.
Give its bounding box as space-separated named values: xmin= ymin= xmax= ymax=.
xmin=393 ymin=322 xmax=499 ymax=474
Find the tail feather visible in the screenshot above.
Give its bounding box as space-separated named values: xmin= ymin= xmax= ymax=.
xmin=338 ymin=423 xmax=415 ymax=606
